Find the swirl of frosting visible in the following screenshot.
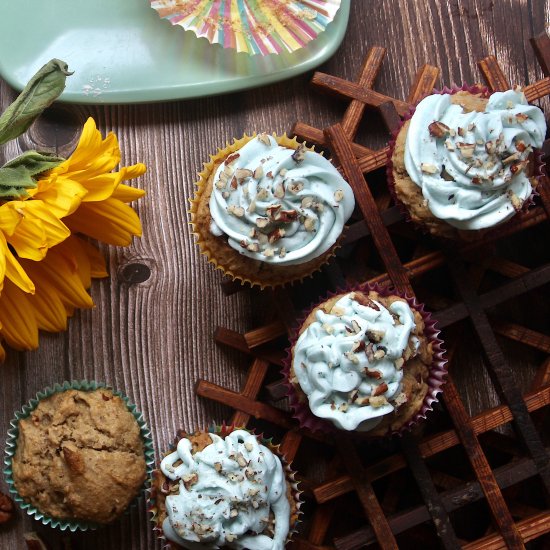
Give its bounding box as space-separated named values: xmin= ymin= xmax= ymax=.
xmin=160 ymin=430 xmax=290 ymax=550
xmin=209 ymin=134 xmax=355 ymax=266
xmin=292 ymin=293 xmax=419 ymax=431
xmin=403 ymin=89 xmax=546 ymax=230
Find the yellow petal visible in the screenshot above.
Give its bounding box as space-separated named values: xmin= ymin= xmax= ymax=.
xmin=69 ymin=236 xmax=108 ymax=278
xmin=28 ymin=246 xmax=94 ymax=309
xmin=0 ymin=203 xmax=22 ymax=235
xmin=19 ymin=259 xmax=68 ymax=332
xmin=0 ymin=233 xmax=7 ymax=294
xmin=65 ymin=119 xmax=121 ymax=176
xmin=5 ymin=201 xmax=70 ymax=261
xmin=0 ymin=279 xmax=39 ymax=350
xmin=31 ymin=172 xmax=87 ymax=218
xmin=111 ymin=183 xmax=146 ymax=203
xmin=5 ymin=241 xmax=34 ymax=294
xmin=65 ymin=199 xmax=142 ymax=246
xmin=79 ymin=172 xmax=122 ymax=202
xmin=120 ymin=163 xmax=147 ymax=181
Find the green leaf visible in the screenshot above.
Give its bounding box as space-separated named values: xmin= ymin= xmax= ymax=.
xmin=0 ymin=59 xmax=73 ymax=146
xmin=0 ymin=150 xmax=64 ymax=199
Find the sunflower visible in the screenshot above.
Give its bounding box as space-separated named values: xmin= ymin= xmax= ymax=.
xmin=0 ymin=117 xmax=146 ymax=360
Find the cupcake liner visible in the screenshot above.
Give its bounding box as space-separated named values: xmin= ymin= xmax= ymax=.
xmin=283 ymin=282 xmax=447 ymax=436
xmin=189 ymin=132 xmax=345 ymax=289
xmin=148 ymin=422 xmax=302 ymax=548
xmin=150 ymin=0 xmax=342 ymax=56
xmin=386 ymin=84 xmax=545 ymax=241
xmin=3 ymin=380 xmax=155 ymax=532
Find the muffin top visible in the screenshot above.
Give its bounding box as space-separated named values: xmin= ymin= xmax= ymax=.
xmin=292 ymin=291 xmax=425 ymax=431
xmin=11 ymin=388 xmax=146 ymax=524
xmin=208 ymin=133 xmax=355 ymax=266
xmin=159 ymin=430 xmax=291 ymax=550
xmin=402 ymin=88 xmax=546 ymax=231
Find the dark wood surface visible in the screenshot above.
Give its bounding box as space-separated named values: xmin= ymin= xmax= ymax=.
xmin=0 ymin=2 xmax=548 ymax=549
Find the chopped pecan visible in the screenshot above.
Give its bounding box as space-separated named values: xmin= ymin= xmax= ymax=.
xmin=24 ymin=533 xmax=49 ymax=550
xmin=428 ymin=121 xmax=451 ymax=138
xmin=364 ymin=367 xmax=382 ymax=379
xmin=373 ymin=383 xmax=388 ymax=396
xmin=225 ymin=153 xmax=240 ymax=165
xmin=277 ymin=209 xmax=298 ymax=222
xmin=292 ymin=143 xmax=307 ymax=163
xmin=352 ymin=293 xmax=380 ymax=310
xmin=63 ymin=445 xmax=85 ymax=475
xmin=0 ymin=492 xmax=14 ymax=525
xmin=268 ymin=228 xmax=285 ymax=243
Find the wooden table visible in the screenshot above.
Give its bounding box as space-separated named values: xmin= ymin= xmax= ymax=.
xmin=1 ymin=2 xmax=549 ymax=549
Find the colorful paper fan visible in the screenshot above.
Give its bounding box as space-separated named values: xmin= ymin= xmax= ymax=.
xmin=150 ymin=0 xmax=342 ymax=56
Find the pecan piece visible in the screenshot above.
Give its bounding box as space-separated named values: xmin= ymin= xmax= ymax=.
xmin=364 ymin=367 xmax=382 ymax=379
xmin=0 ymin=492 xmax=14 ymax=525
xmin=277 ymin=209 xmax=298 ymax=222
xmin=24 ymin=533 xmax=49 ymax=550
xmin=291 ymin=143 xmax=307 ymax=163
xmin=351 ymin=293 xmax=380 ymax=310
xmin=428 ymin=121 xmax=451 ymax=138
xmin=373 ymin=383 xmax=388 ymax=397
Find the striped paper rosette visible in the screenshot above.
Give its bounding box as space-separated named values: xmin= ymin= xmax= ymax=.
xmin=150 ymin=0 xmax=342 ymax=55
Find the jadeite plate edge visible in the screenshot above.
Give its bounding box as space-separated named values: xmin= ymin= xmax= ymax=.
xmin=0 ymin=0 xmax=350 ymax=104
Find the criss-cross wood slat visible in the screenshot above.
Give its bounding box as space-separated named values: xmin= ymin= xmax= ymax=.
xmin=197 ymin=39 xmax=550 ymax=549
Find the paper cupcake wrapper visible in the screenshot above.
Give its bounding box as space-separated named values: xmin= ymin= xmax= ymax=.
xmin=3 ymin=380 xmax=155 ymax=532
xmin=189 ymin=133 xmax=344 ymax=289
xmin=148 ymin=422 xmax=302 ymax=548
xmin=283 ymin=283 xmax=447 ymax=436
xmin=386 ymin=84 xmax=545 ymax=240
xmin=150 ymin=0 xmax=342 ymax=56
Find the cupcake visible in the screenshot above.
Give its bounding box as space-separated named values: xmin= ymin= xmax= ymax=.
xmin=4 ymin=382 xmax=153 ymax=530
xmin=150 ymin=426 xmax=300 ymax=548
xmin=286 ymin=287 xmax=446 ymax=436
xmin=190 ymin=133 xmax=355 ymax=288
xmin=389 ymin=87 xmax=546 ymax=239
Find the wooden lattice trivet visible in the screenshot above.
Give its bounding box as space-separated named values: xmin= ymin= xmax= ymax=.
xmin=197 ymin=33 xmax=550 ymax=549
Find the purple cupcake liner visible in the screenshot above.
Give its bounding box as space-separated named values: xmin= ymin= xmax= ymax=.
xmin=283 ymin=283 xmax=448 ymax=437
xmin=386 ymin=84 xmax=545 ymax=240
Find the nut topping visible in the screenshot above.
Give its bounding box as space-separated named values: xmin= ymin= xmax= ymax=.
xmin=257 ymin=133 xmax=271 ymax=145
xmin=235 ymin=168 xmax=253 ymax=183
xmin=291 ymin=143 xmax=307 ymax=163
xmin=351 ymin=293 xmax=380 ymax=310
xmin=364 ymin=367 xmax=382 ymax=379
xmin=428 ymin=120 xmax=451 ymax=137
xmin=369 ymin=395 xmax=389 ymax=408
xmin=227 ymin=205 xmax=245 ymax=217
xmin=366 ymin=328 xmax=385 ymax=343
xmin=255 ymin=217 xmax=269 ymax=228
xmin=372 ymin=382 xmax=388 ymax=396
xmin=0 ymin=492 xmax=14 ymax=525
xmin=254 ymin=166 xmax=264 ymax=179
xmin=421 ymin=163 xmax=438 ymax=174
xmin=273 ymin=182 xmax=285 ymax=199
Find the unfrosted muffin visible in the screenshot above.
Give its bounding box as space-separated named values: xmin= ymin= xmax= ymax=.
xmin=390 ymin=88 xmax=546 ymax=239
xmin=287 ymin=288 xmax=446 ymax=436
xmin=190 ymin=133 xmax=355 ymax=288
xmin=151 ymin=427 xmax=300 ymax=548
xmin=11 ymin=388 xmax=147 ymax=525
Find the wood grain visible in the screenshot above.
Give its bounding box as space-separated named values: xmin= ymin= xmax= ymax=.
xmin=0 ymin=1 xmax=549 ymax=549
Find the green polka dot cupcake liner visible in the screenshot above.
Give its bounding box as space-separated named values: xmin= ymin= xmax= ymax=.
xmin=3 ymin=379 xmax=155 ymax=531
